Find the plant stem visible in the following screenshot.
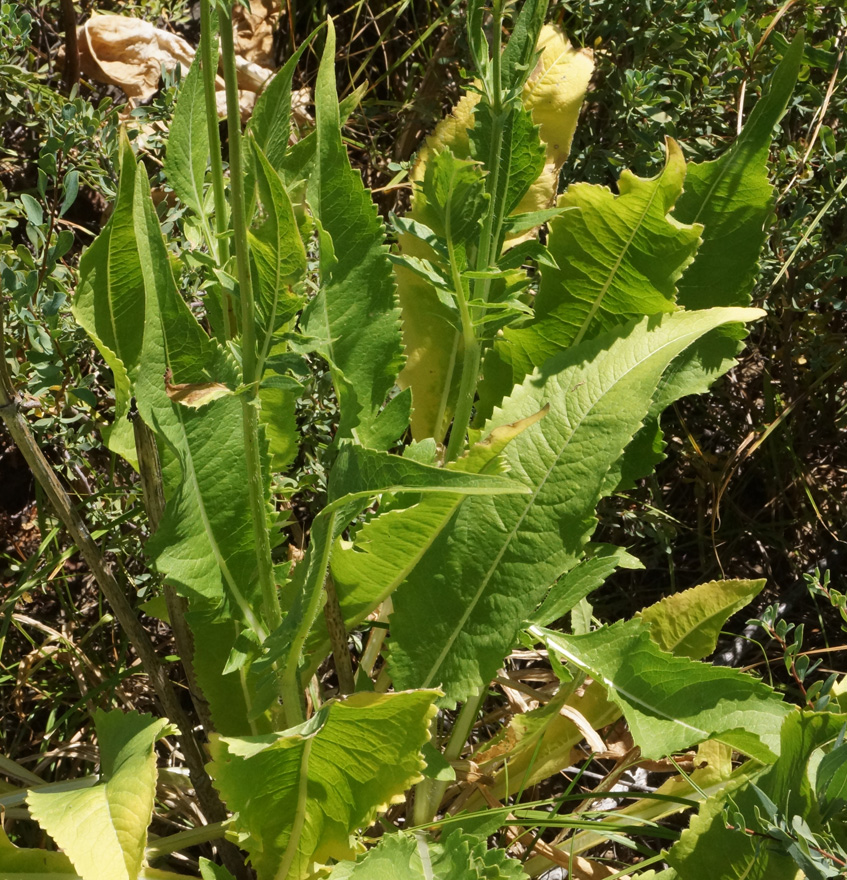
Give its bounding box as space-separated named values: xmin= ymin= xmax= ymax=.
xmin=323 ymin=574 xmax=355 ymax=695
xmin=444 ymin=231 xmax=481 ymax=462
xmin=281 ymin=510 xmax=337 ymax=727
xmin=219 ymin=8 xmax=281 ymax=633
xmin=414 ymin=685 xmax=485 ymax=825
xmin=145 ymin=820 xmax=230 ymax=859
xmin=444 ymin=0 xmax=508 ymax=460
xmin=199 ymin=0 xmax=233 ymax=340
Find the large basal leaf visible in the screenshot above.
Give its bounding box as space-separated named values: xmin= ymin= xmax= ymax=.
xmin=76 ymin=136 xmax=268 ymax=734
xmin=283 ymin=412 xmax=547 ymax=670
xmin=601 ymin=43 xmax=802 ymax=493
xmin=27 ymin=711 xmax=169 ymax=880
xmin=0 ymin=827 xmax=187 ymax=880
xmin=666 ymin=710 xmax=847 ymax=880
xmin=472 ymin=575 xmax=769 ymax=811
xmin=675 ymin=32 xmax=803 ymax=309
xmin=504 ymin=138 xmax=702 ymax=380
xmin=637 ymin=577 xmax=766 ymax=661
xmin=164 ymin=51 xmax=210 ymax=220
xmin=252 ymin=442 xmax=530 ymax=707
xmin=533 ymin=618 xmax=790 ymax=761
xmin=209 ymin=691 xmax=438 ymax=880
xmin=327 ymin=829 xmax=527 ymax=879
xmin=388 ymin=307 xmax=762 ymax=707
xmin=301 ymin=19 xmax=404 ymax=447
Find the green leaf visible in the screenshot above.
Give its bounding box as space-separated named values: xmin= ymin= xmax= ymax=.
xmin=324 ymin=412 xmax=545 ymax=652
xmin=249 ymin=140 xmax=307 ymax=338
xmin=637 ymin=578 xmax=766 ymax=661
xmin=248 ymin=33 xmax=313 ymax=173
xmin=666 ymin=710 xmax=847 ymax=880
xmin=0 ymin=828 xmax=187 ymax=880
xmin=252 ymin=440 xmax=531 ymax=707
xmin=530 ymin=544 xmax=643 ymax=627
xmin=674 ymin=33 xmax=803 ymax=309
xmin=27 ymin=710 xmax=169 ymax=880
xmin=388 ymin=307 xmax=763 ymax=707
xmin=164 ymin=51 xmax=210 ymax=217
xmin=0 ymin=826 xmax=78 ymax=876
xmin=326 ymin=829 xmax=527 ymax=879
xmin=500 ymin=0 xmax=548 ymax=93
xmin=534 ymin=618 xmax=790 ymax=761
xmin=302 ymin=19 xmax=403 ymax=446
xmin=816 ymin=736 xmax=847 ymax=822
xmin=469 ymin=103 xmax=545 ymax=221
xmin=419 ymin=148 xmax=489 ymax=248
xmin=199 ymin=858 xmax=237 ymax=880
xmin=504 ymin=138 xmax=702 ymax=379
xmin=77 ymin=135 xmax=270 ymax=735
xmin=209 ymin=691 xmax=439 ymax=880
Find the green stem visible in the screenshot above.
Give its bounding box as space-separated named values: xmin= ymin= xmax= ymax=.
xmin=219 ymin=8 xmax=281 ymax=633
xmin=414 ymin=685 xmax=485 ymax=825
xmin=444 ymin=234 xmax=480 ymax=462
xmin=282 ymin=510 xmax=338 ymax=727
xmin=145 ymin=820 xmax=230 ymax=859
xmin=199 ymin=0 xmax=233 ymax=340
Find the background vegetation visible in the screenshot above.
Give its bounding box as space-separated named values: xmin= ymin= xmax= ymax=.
xmin=1 ymin=0 xmax=845 ymax=875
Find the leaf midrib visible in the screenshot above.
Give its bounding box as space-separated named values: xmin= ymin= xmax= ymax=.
xmin=420 ymin=321 xmax=723 ymax=693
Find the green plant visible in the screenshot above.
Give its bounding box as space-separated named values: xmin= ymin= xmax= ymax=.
xmin=2 ymin=3 xmax=841 ymax=879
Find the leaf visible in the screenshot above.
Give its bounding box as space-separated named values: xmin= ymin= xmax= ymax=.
xmin=0 ymin=828 xmax=187 ymax=880
xmin=637 ymin=578 xmax=766 ymax=661
xmin=675 ymin=32 xmax=803 ymax=309
xmin=165 ymin=378 xmax=232 ymax=408
xmin=302 ymin=19 xmax=403 ymax=446
xmin=666 ymin=710 xmax=847 ymax=880
xmin=504 ymin=138 xmax=702 ymax=379
xmin=164 ymin=51 xmax=210 ymax=217
xmin=388 ymin=307 xmax=763 ymax=707
xmin=326 ymin=829 xmax=527 ymax=879
xmin=530 ymin=544 xmax=643 ymax=627
xmin=533 ymin=618 xmax=790 ymax=761
xmin=0 ymin=826 xmax=78 ymax=877
xmin=200 ymin=859 xmax=237 ymax=880
xmin=249 ymin=139 xmax=307 ymax=338
xmin=252 ymin=440 xmax=531 ymax=705
xmin=469 ymin=102 xmax=545 ymax=224
xmin=209 ymin=691 xmax=438 ymax=880
xmin=418 ymin=148 xmax=489 ymax=248
xmin=815 ymin=737 xmax=847 ymax=822
xmin=397 ymin=26 xmax=593 ymax=443
xmin=310 ymin=412 xmax=547 ymax=660
xmin=520 ymin=25 xmax=595 ymax=177
xmin=76 ymin=135 xmax=270 ymax=735
xmin=248 ymin=32 xmax=313 ymax=173
xmin=27 ymin=710 xmax=169 ymax=880
xmin=499 ymin=0 xmax=547 ymax=93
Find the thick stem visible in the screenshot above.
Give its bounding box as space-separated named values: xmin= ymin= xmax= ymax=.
xmin=219 ymin=9 xmax=281 ymax=634
xmin=199 ymin=0 xmax=233 ymax=340
xmin=323 ymin=574 xmax=355 ymax=695
xmin=281 ymin=511 xmax=337 ymax=727
xmin=414 ymin=686 xmax=485 ymax=825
